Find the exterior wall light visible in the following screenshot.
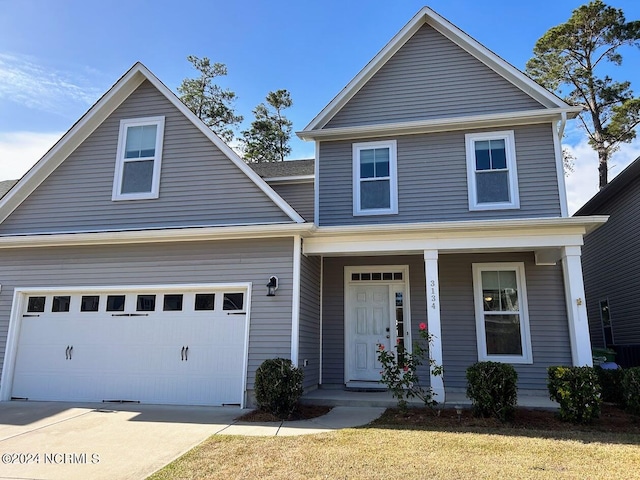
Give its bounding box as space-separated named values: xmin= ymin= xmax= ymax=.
xmin=266 ymin=276 xmax=278 ymax=296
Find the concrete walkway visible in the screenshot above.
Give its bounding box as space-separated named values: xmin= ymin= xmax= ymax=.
xmin=0 ymin=401 xmax=383 ymax=480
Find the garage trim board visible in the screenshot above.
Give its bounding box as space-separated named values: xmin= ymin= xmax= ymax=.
xmin=0 ymin=283 xmax=252 ymax=408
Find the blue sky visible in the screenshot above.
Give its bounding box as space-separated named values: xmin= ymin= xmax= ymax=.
xmin=1 ymin=0 xmax=639 ymax=213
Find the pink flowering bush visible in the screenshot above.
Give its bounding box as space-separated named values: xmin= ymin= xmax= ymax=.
xmin=377 ymin=323 xmax=443 ymax=412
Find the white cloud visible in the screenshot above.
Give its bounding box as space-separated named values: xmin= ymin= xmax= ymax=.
xmin=0 ymin=54 xmax=102 ymax=113
xmin=564 ymin=137 xmax=640 ymax=215
xmin=0 ymin=131 xmax=62 ymax=180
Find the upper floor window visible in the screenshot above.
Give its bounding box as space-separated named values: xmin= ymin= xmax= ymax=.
xmin=465 ymin=131 xmax=519 ymax=211
xmin=112 ymin=116 xmax=165 ymax=201
xmin=353 ymin=140 xmax=398 ymax=216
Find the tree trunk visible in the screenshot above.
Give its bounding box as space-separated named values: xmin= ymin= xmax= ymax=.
xmin=598 ymin=149 xmax=609 ymax=189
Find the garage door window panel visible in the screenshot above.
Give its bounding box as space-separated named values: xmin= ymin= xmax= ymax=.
xmin=195 ymin=293 xmax=215 ymax=311
xmin=81 ymin=296 xmax=100 ymax=312
xmin=107 ymin=295 xmax=126 ymax=312
xmin=223 ymin=293 xmax=244 ymax=311
xmin=27 ymin=296 xmax=46 ymax=313
xmin=137 ymin=295 xmax=156 ymax=312
xmin=52 ymin=296 xmax=71 ymax=312
xmin=163 ymin=294 xmax=183 ymax=311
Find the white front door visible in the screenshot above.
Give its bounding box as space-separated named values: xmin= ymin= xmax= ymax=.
xmin=344 ymin=266 xmax=410 ymax=386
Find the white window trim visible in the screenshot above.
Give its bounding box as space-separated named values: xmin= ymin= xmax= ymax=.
xmin=465 ymin=130 xmax=519 ymax=211
xmin=112 ymin=116 xmax=165 ymax=201
xmin=472 ymin=262 xmax=533 ymax=364
xmin=352 ymin=140 xmax=398 ymax=216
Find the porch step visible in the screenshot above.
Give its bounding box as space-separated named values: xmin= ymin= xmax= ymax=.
xmin=300 ymin=389 xmax=558 ymax=410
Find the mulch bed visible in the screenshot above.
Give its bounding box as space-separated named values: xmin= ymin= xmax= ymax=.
xmin=372 ymin=403 xmax=640 ymax=434
xmin=236 ymin=404 xmax=332 ymax=422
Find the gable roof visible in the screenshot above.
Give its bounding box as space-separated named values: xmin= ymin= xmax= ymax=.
xmin=0 ymin=180 xmax=18 ymax=200
xmin=299 ymin=6 xmax=582 ymax=140
xmin=575 ymin=156 xmax=640 ymax=216
xmin=0 ymin=63 xmax=304 ymax=226
xmin=249 ymin=159 xmax=314 ymax=180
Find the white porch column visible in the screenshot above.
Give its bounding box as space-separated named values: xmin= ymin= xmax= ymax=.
xmin=424 ymin=250 xmax=445 ymax=402
xmin=561 ymin=246 xmax=593 ymax=366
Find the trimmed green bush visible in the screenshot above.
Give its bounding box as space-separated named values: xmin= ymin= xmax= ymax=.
xmin=254 ymin=358 xmax=304 ymax=418
xmin=466 ymin=361 xmax=518 ymax=422
xmin=622 ymin=367 xmax=640 ymax=415
xmin=547 ymin=366 xmax=601 ymax=423
xmin=595 ymin=366 xmax=624 ymax=406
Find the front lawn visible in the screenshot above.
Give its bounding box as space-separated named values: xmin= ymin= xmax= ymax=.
xmin=148 ymin=406 xmax=640 ymax=480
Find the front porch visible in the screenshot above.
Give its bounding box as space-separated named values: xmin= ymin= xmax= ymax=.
xmin=300 ymin=388 xmax=558 ymax=410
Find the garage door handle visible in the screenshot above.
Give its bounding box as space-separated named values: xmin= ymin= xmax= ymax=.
xmin=65 ymin=346 xmax=69 ymax=360
xmin=181 ymin=346 xmax=185 ymax=361
xmin=69 ymin=345 xmax=73 ymax=360
xmin=185 ymin=346 xmax=189 ymax=361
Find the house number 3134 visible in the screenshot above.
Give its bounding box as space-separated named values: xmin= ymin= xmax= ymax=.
xmin=429 ymin=280 xmax=437 ymax=309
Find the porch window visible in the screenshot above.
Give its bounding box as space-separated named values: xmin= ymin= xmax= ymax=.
xmin=465 ymin=131 xmax=519 ymax=211
xmin=472 ymin=263 xmax=532 ymax=364
xmin=352 ymin=140 xmax=398 ymax=216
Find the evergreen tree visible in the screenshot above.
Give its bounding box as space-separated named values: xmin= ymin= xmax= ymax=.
xmin=242 ymin=90 xmax=293 ymax=163
xmin=178 ymin=55 xmax=242 ymax=143
xmin=526 ymin=1 xmax=640 ymax=188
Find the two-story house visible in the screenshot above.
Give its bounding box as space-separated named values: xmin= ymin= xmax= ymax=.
xmin=0 ymin=7 xmax=606 ymax=408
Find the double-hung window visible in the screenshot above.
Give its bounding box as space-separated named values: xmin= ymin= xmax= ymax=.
xmin=112 ymin=116 xmax=165 ymax=201
xmin=353 ymin=140 xmax=398 ymax=215
xmin=465 ymin=131 xmax=519 ymax=210
xmin=472 ymin=263 xmax=532 ymax=364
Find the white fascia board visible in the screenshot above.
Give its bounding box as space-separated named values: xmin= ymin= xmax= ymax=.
xmin=263 ymin=175 xmax=315 ymax=184
xmin=303 ymin=216 xmax=608 ymax=255
xmin=0 ymin=65 xmax=147 ymax=224
xmin=0 ymin=223 xmax=315 ymax=249
xmin=298 ymin=108 xmax=583 ymax=141
xmin=0 ymin=63 xmax=305 ymax=227
xmin=301 ymin=7 xmax=573 ymax=134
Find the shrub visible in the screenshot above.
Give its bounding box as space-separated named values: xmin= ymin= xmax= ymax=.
xmin=595 ymin=366 xmax=624 ymax=406
xmin=547 ymin=366 xmax=601 ymax=423
xmin=623 ymin=367 xmax=640 ymax=415
xmin=254 ymin=358 xmax=304 ymax=418
xmin=466 ymin=361 xmax=518 ymax=422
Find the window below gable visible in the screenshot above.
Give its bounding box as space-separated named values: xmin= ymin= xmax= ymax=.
xmin=353 ymin=140 xmax=398 ymax=216
xmin=465 ymin=131 xmax=519 ymax=211
xmin=112 ymin=116 xmax=165 ymax=201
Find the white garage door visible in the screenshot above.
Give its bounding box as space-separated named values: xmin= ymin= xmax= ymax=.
xmin=10 ymin=286 xmax=249 ymax=406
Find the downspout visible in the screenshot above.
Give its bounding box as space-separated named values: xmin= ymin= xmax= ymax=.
xmin=291 ymin=235 xmax=302 ymax=366
xmin=558 ymin=111 xmax=567 ymax=140
xmin=555 ymin=111 xmax=569 ymax=218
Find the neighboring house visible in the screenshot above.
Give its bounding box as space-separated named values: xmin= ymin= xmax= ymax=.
xmin=575 ymin=156 xmax=640 ymax=367
xmin=0 ymin=7 xmax=606 ymax=408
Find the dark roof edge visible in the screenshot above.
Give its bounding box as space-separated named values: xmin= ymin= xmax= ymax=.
xmin=575 ymin=156 xmax=640 ymax=216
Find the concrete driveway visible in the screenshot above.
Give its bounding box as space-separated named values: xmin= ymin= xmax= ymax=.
xmin=0 ymin=401 xmax=243 ymax=480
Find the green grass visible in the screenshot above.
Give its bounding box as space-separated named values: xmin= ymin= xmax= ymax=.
xmin=148 ymin=426 xmax=640 ymax=479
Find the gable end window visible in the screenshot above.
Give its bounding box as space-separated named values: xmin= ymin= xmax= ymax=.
xmin=472 ymin=262 xmax=532 ymax=364
xmin=112 ymin=116 xmax=165 ymax=201
xmin=353 ymin=140 xmax=398 ymax=216
xmin=465 ymin=131 xmax=519 ymax=211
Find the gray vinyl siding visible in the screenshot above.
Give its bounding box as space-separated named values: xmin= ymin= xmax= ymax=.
xmin=270 ymin=182 xmax=314 ymax=222
xmin=0 ymin=81 xmax=291 ymax=235
xmin=326 ymin=24 xmax=543 ymax=129
xmin=0 ymin=238 xmax=294 ymax=391
xmin=299 ymin=254 xmax=321 ymax=388
xmin=582 ymin=177 xmax=640 ymax=346
xmin=321 ymin=256 xmax=428 ymax=386
xmin=439 ymin=252 xmax=571 ymax=391
xmin=318 ymin=124 xmax=561 ymax=226
xmin=321 ymin=252 xmax=570 ymax=392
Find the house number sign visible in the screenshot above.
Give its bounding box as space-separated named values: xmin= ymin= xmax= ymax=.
xmin=429 ymin=279 xmax=438 ymax=310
